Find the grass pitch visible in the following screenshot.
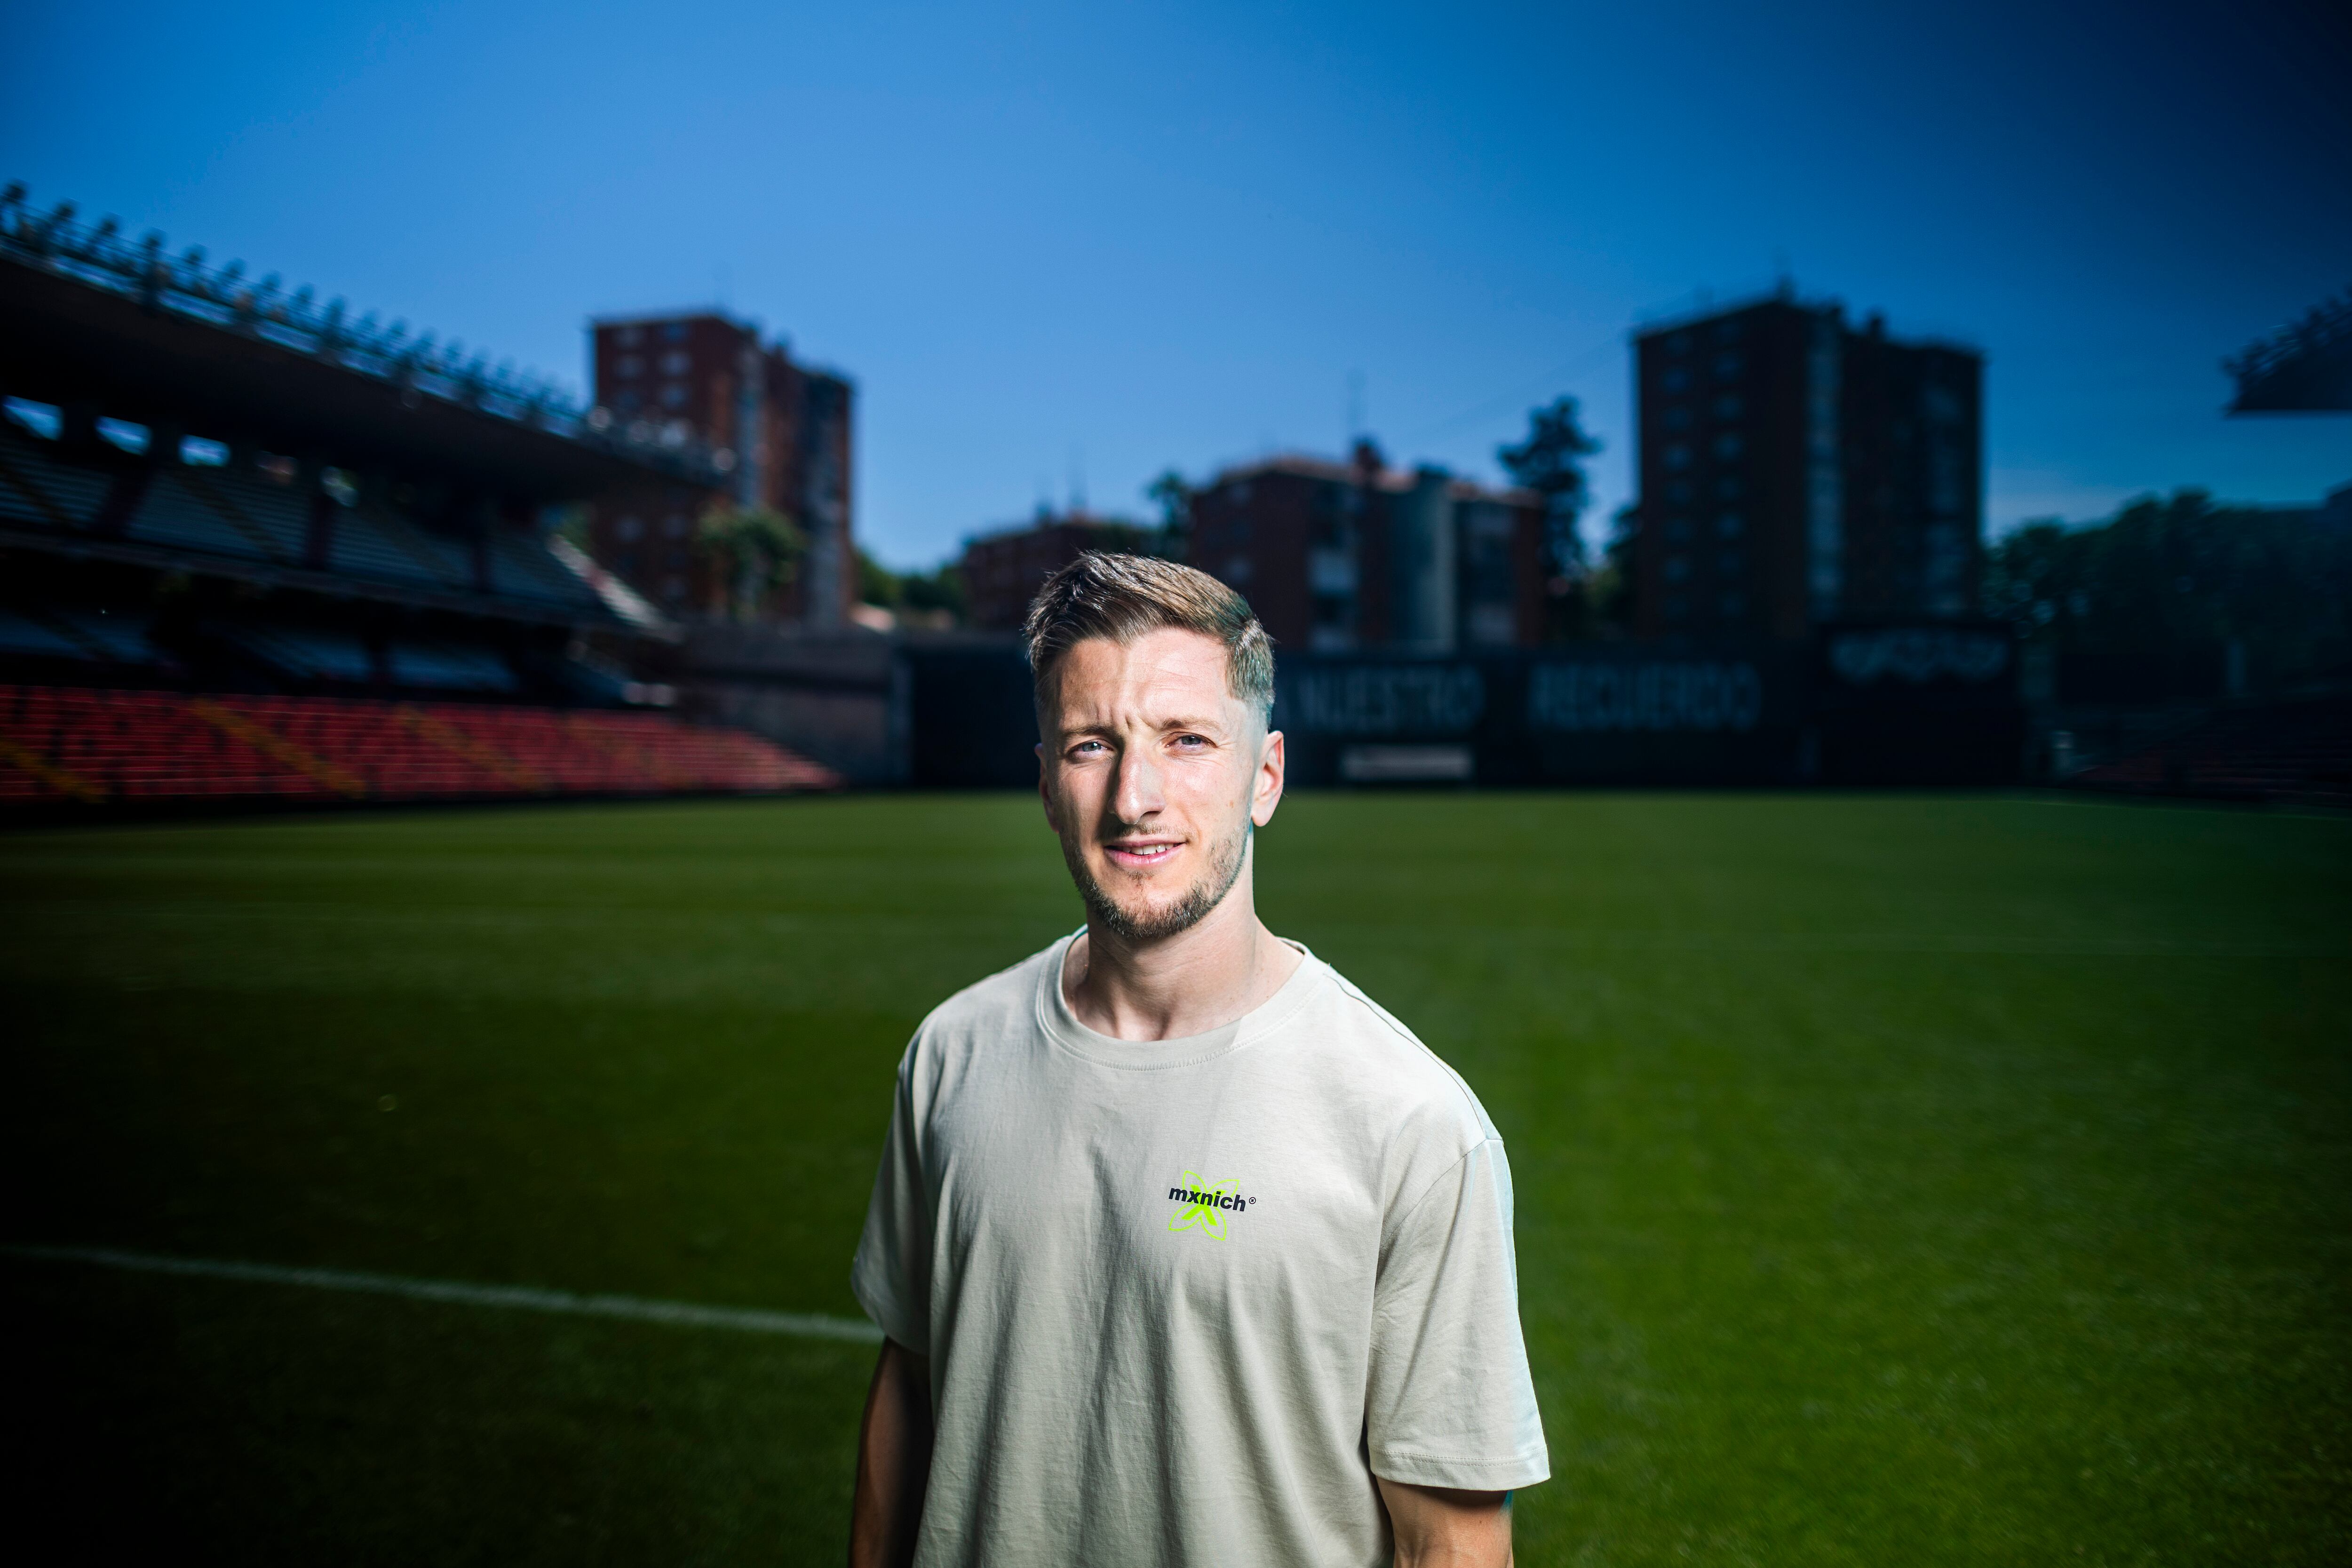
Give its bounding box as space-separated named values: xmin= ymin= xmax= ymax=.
xmin=4 ymin=792 xmax=2347 ymax=1564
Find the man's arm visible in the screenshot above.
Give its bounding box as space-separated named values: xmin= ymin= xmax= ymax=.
xmin=849 ymin=1338 xmax=932 ymax=1568
xmin=1378 ymin=1479 xmax=1513 ymax=1568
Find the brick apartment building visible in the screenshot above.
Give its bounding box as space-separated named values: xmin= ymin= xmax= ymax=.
xmin=1634 ymin=291 xmax=1982 ymax=642
xmin=585 ymin=311 xmax=854 ymax=626
xmin=1186 ymin=443 xmax=1544 ymax=653
xmin=960 ymin=509 xmax=1156 ymax=632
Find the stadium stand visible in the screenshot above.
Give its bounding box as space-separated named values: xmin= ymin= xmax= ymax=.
xmin=0 ymin=420 xmax=113 ymax=529
xmin=2071 ymin=696 xmax=2352 ymax=809
xmin=0 ymin=685 xmax=838 ymax=806
xmin=0 ymin=606 xmax=165 ymax=669
xmin=385 ymin=641 xmax=518 ymax=694
xmin=217 ymin=623 xmax=377 ymax=684
xmin=0 ymin=186 xmax=834 ymax=815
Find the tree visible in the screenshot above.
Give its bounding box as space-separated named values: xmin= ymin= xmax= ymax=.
xmin=695 ymin=506 xmax=804 ymax=622
xmin=1499 ymin=397 xmax=1604 ymax=639
xmin=898 ymin=564 xmax=966 ymax=622
xmin=1982 ymin=488 xmax=2352 ymax=695
xmin=857 ymin=548 xmax=901 ymax=608
xmin=1144 ymin=470 xmax=1193 ymax=560
xmin=1586 ymin=502 xmax=1640 ymax=638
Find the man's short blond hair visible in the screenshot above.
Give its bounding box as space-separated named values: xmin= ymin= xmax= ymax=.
xmin=1023 ymin=552 xmax=1275 ymax=726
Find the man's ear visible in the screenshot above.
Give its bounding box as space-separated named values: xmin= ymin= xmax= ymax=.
xmin=1251 ymin=728 xmax=1285 ymax=828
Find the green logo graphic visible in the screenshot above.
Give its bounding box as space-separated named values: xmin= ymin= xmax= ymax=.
xmin=1168 ymin=1170 xmax=1245 ymax=1240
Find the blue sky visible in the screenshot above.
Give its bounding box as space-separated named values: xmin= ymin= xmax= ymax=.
xmin=6 ymin=0 xmax=2346 ymax=567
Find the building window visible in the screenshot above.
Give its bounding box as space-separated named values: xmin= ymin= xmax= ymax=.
xmin=1714 ymin=393 xmax=1743 ymax=420
xmin=661 ymin=350 xmax=691 ymax=375
xmin=1224 ymin=555 xmax=1254 ymax=584
xmin=1663 ymin=442 xmax=1691 ymax=470
xmin=1712 ymin=433 xmax=1743 ymax=460
xmin=616 ymin=516 xmax=645 ymax=541
xmin=1661 ymin=366 xmax=1690 ymax=393
xmin=661 ymin=384 xmax=687 ymax=409
xmin=662 ymin=323 xmax=687 ymax=342
xmin=1714 ymin=351 xmax=1742 ymax=380
xmin=617 ymin=326 xmax=643 ymax=347
xmin=616 ymin=389 xmax=642 ymax=413
xmin=616 ymin=355 xmax=643 ymax=378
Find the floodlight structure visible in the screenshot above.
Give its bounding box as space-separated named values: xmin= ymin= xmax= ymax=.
xmin=2225 ymin=290 xmax=2352 ymax=414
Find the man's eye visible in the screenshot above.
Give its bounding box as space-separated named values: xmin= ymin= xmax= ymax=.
xmin=1171 ymin=734 xmax=1208 ymax=749
xmin=1072 ymin=740 xmax=1107 ymax=756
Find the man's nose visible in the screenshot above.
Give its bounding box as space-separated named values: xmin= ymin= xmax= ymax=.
xmin=1112 ymin=742 xmax=1165 ymax=824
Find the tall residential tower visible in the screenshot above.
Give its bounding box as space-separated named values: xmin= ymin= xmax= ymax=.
xmin=1634 ymin=293 xmax=1982 ymax=642
xmin=585 ymin=311 xmax=854 ymax=627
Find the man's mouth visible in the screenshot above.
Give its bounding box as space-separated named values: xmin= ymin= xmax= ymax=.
xmin=1104 ymin=839 xmax=1183 ymax=869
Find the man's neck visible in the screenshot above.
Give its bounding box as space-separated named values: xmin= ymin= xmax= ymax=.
xmin=1063 ymin=866 xmax=1303 ymax=1043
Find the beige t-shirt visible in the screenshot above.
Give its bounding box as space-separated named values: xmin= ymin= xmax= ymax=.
xmin=852 ymin=933 xmax=1548 ymax=1567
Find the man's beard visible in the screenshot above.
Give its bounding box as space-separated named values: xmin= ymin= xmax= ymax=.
xmin=1059 ymin=815 xmax=1250 ymax=943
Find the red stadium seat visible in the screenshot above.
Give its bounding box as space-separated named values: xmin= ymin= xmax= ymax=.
xmin=0 ymin=685 xmax=842 ymax=805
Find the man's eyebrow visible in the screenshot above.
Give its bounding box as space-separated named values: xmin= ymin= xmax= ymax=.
xmin=1049 ymin=716 xmax=1232 ymax=748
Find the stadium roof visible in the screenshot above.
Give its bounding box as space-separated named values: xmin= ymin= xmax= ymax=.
xmin=0 ymin=184 xmax=730 ymax=497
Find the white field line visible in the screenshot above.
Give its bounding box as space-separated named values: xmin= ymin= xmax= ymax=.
xmin=5 ymin=1244 xmax=882 ymax=1345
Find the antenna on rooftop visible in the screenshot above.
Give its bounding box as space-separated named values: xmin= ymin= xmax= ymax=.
xmin=1346 ymin=369 xmax=1366 ymax=444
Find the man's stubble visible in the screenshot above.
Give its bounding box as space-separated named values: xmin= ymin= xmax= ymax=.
xmin=1057 ymin=804 xmax=1251 ymax=944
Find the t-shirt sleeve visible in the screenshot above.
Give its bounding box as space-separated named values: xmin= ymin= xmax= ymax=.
xmin=850 ymin=1048 xmax=933 ymax=1354
xmin=1365 ymin=1137 xmax=1550 ymax=1491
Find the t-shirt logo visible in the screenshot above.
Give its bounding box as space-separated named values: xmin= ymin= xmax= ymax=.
xmin=1167 ymin=1170 xmax=1250 ymax=1240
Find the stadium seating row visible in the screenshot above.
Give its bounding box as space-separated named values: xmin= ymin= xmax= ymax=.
xmin=0 ymin=685 xmax=839 ymax=804
xmin=2072 ymin=697 xmax=2352 ymax=808
xmin=0 ymin=421 xmax=604 ymax=616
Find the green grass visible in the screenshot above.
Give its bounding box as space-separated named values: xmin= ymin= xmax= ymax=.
xmin=4 ymin=792 xmax=2347 ymax=1564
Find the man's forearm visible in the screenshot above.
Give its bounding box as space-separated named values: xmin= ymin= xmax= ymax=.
xmin=849 ymin=1339 xmax=933 ymax=1568
xmin=1378 ymin=1478 xmax=1513 ymax=1568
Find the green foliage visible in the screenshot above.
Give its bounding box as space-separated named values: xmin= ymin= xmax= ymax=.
xmin=1983 ymin=489 xmax=2352 ymax=692
xmin=1144 ymin=470 xmax=1194 ymax=560
xmin=695 ymin=507 xmax=804 ymax=621
xmin=1500 ymin=396 xmax=1603 ymax=578
xmin=1502 ymin=397 xmax=1608 ymax=643
xmin=856 ymin=547 xmax=898 ymax=608
xmin=898 ymin=564 xmax=965 ymax=619
xmin=856 ymin=549 xmax=966 ymax=624
xmin=1565 ymin=501 xmax=1640 ymax=640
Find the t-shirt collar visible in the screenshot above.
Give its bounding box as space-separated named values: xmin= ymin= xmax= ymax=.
xmin=1035 ymin=927 xmax=1328 ymax=1070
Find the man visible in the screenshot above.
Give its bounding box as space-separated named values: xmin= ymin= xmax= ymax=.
xmin=850 ymin=554 xmax=1546 ymax=1567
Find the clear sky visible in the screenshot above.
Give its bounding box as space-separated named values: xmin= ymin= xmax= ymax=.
xmin=6 ymin=0 xmax=2347 ymax=567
